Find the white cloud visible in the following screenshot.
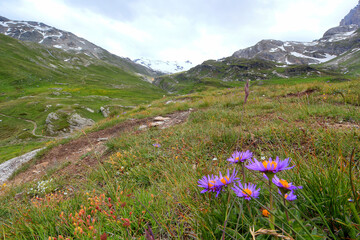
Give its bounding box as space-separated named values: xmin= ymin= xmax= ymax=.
xmin=0 ymin=0 xmax=358 ymax=63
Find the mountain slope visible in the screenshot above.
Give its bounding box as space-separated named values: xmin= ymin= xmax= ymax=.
xmin=0 ymin=16 xmax=161 ymax=77
xmin=0 ymin=34 xmax=165 ymax=161
xmin=232 ymin=3 xmax=360 ymax=65
xmin=232 ymin=25 xmax=360 ymax=65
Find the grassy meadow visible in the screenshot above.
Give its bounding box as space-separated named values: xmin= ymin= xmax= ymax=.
xmin=0 ymin=76 xmax=359 ymax=239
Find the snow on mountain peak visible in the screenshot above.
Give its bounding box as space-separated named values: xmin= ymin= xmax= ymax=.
xmin=133 ymin=58 xmax=194 ymax=74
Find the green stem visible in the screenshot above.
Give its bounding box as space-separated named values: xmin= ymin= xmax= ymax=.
xmin=221 ymin=191 xmax=232 ymax=240
xmin=284 ymin=196 xmax=289 ymax=222
xmin=242 ymin=163 xmax=245 ymax=182
xmin=269 ymin=176 xmax=275 ymax=230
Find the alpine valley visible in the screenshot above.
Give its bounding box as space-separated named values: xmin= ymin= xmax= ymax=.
xmin=0 ymin=2 xmax=360 ymax=239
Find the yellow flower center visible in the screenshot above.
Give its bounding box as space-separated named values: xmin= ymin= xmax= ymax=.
xmin=262 ymin=161 xmax=277 ymax=170
xmin=279 ymin=179 xmax=289 ymax=188
xmin=235 ymin=157 xmax=239 ymax=160
xmin=208 ymin=180 xmax=215 ymax=188
xmin=285 ymin=194 xmax=289 ymax=199
xmin=220 ymin=176 xmax=230 ymax=184
xmin=242 ymin=188 xmax=252 ymax=196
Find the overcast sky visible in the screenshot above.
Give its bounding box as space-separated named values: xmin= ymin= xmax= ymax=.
xmin=0 ymin=0 xmax=358 ymax=64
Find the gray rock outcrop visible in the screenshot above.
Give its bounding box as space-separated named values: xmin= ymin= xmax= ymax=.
xmin=68 ymin=113 xmax=95 ymax=131
xmin=0 ymin=148 xmax=45 ymax=184
xmin=340 ymin=1 xmax=360 ymax=26
xmin=45 ymin=111 xmax=94 ymax=136
xmin=100 ymin=107 xmax=110 ymax=118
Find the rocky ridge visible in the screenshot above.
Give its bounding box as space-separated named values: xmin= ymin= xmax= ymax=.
xmin=0 ymin=17 xmax=161 ymax=76
xmin=340 ymin=1 xmax=360 ymax=26
xmin=232 ymin=2 xmax=360 ymax=65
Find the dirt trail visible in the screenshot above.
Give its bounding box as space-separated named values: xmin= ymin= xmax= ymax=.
xmin=7 ymin=110 xmax=192 ymax=187
xmin=0 ymin=113 xmax=55 ymax=138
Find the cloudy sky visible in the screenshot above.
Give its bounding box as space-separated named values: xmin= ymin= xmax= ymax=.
xmin=0 ymin=0 xmax=358 ymax=64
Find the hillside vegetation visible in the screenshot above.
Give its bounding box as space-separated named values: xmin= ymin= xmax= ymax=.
xmin=0 ymin=34 xmax=165 ymax=163
xmin=0 ymin=75 xmax=359 ymax=239
xmin=153 ymin=57 xmax=346 ymax=94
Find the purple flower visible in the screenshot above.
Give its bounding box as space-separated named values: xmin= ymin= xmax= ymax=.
xmin=152 ymin=143 xmax=161 ymax=148
xmin=198 ymin=174 xmax=223 ymax=197
xmin=232 ymin=182 xmax=260 ymax=200
xmin=272 ymin=176 xmax=303 ymax=194
xmin=246 ymin=156 xmax=294 ymax=174
xmin=198 ymin=175 xmax=217 ymax=194
xmin=227 ymin=150 xmax=253 ymax=164
xmin=281 ymin=190 xmax=298 ymax=201
xmin=214 ymin=168 xmax=239 ymax=188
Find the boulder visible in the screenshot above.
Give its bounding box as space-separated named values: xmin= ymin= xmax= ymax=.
xmin=100 ymin=106 xmax=110 ymax=118
xmin=68 ymin=113 xmax=95 ymax=131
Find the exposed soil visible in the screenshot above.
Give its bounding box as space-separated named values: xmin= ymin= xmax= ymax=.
xmin=284 ymin=88 xmax=317 ymax=98
xmin=8 ymin=110 xmax=192 ymax=187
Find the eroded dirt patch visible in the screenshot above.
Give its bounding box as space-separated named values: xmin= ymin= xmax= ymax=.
xmin=284 ymin=88 xmax=317 ymax=98
xmin=8 ymin=110 xmax=192 ymax=186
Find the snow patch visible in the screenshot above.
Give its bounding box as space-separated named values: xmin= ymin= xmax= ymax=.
xmin=134 ymin=57 xmax=194 ymax=73
xmin=69 ymin=46 xmax=82 ymax=51
xmin=290 ymin=51 xmax=337 ymax=63
xmin=278 ymin=45 xmax=286 ymax=51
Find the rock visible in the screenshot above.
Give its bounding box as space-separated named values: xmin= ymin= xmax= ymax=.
xmin=100 ymin=107 xmax=110 ymax=118
xmin=0 ymin=148 xmax=45 ymax=184
xmin=45 ymin=112 xmax=61 ymax=135
xmin=138 ymin=125 xmax=147 ymax=130
xmin=150 ymin=121 xmax=165 ymax=127
xmin=85 ymin=107 xmax=94 ymax=113
xmin=154 ymin=116 xmax=171 ymax=121
xmin=45 ymin=112 xmax=59 ymax=124
xmin=68 ymin=113 xmax=95 ymax=130
xmin=97 ymin=137 xmax=108 ymax=142
xmin=340 ymin=3 xmax=360 ymax=26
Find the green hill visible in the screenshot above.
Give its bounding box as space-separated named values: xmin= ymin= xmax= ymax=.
xmin=0 ymin=34 xmax=165 ymax=162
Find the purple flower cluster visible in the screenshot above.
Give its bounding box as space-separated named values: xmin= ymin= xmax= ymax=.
xmin=198 ymin=150 xmax=302 ymax=201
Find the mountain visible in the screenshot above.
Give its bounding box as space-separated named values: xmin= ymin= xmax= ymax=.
xmin=340 ymin=1 xmax=360 ymax=26
xmin=0 ymin=16 xmax=161 ymax=77
xmin=232 ymin=25 xmax=359 ymax=65
xmin=231 ymin=3 xmax=360 ymax=65
xmin=154 ymin=2 xmax=360 ymax=93
xmin=133 ymin=58 xmax=194 ymax=74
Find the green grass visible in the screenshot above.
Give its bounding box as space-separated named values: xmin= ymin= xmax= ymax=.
xmin=0 ymin=76 xmax=359 ymax=239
